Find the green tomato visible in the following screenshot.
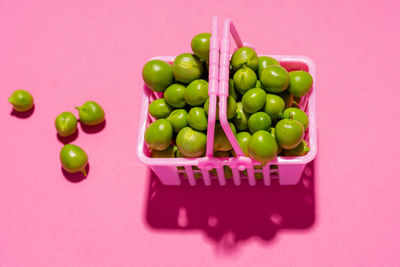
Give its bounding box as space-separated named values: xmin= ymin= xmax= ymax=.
xmin=75 ymin=101 xmax=105 ymax=126
xmin=214 ymin=122 xmax=236 ymax=152
xmin=260 ymin=65 xmax=289 ymax=93
xmin=191 ymin=33 xmax=211 ymax=61
xmin=282 ymin=107 xmax=309 ymax=130
xmin=247 ymin=130 xmax=278 ymax=165
xmin=176 ymin=127 xmax=207 ymax=157
xmin=172 ymin=53 xmax=203 ymax=84
xmin=60 ymin=144 xmax=88 ymax=176
xmin=283 ymin=140 xmax=310 ymax=156
xmin=242 ymin=88 xmax=266 ymax=114
xmin=230 ymin=47 xmax=258 ymax=72
xmin=144 ymin=119 xmax=173 ymax=151
xmin=204 ymin=96 xmax=236 ymax=120
xmin=279 ymin=91 xmax=294 ymax=108
xmin=184 ymin=79 xmax=208 ymax=106
xmin=229 ymin=78 xmax=238 ymax=100
xmin=248 ymin=112 xmax=272 ymax=133
xmin=275 ymin=117 xmax=304 ymax=150
xmin=55 ymin=112 xmax=78 ymax=137
xmin=236 ymin=131 xmax=251 ymax=156
xmin=187 ymin=107 xmax=208 ymax=131
xmin=142 ymin=59 xmax=173 ymax=92
xmin=8 ymin=89 xmax=34 ymax=112
xmin=288 ymin=70 xmax=313 ymax=97
xmin=148 ymin=98 xmax=173 ymax=119
xmin=232 ymin=102 xmax=249 ymax=131
xmin=233 ymin=65 xmax=257 ymax=94
xmin=167 ymin=109 xmax=187 ymax=133
xmin=164 ymin=83 xmax=186 ymax=108
xmin=258 ymin=56 xmax=280 ymax=77
xmin=151 ymin=145 xmax=176 ymax=158
xmin=264 ymin=94 xmax=285 ymax=120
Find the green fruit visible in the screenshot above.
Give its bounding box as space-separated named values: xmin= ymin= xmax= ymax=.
xmin=164 ymin=83 xmax=186 ymax=108
xmin=236 ymin=131 xmax=251 ymax=156
xmin=264 ymin=94 xmax=285 ymax=120
xmin=260 ymin=65 xmax=289 ymax=93
xmin=148 ymin=98 xmax=173 ymax=119
xmin=184 ymin=79 xmax=208 ymax=106
xmin=144 ymin=119 xmax=173 ymax=151
xmin=204 ymin=96 xmax=236 ymax=120
xmin=8 ymin=89 xmax=34 ymax=112
xmin=233 ymin=65 xmax=257 ymax=94
xmin=248 ymin=112 xmax=272 ymax=133
xmin=214 ymin=122 xmax=236 ymax=152
xmin=275 ymin=116 xmax=304 ymax=150
xmin=279 ymin=91 xmax=294 ymax=108
xmin=187 ymin=107 xmax=208 ymax=131
xmin=258 ymin=56 xmax=280 ymax=77
xmin=142 ymin=59 xmax=173 ymax=92
xmin=75 ymin=101 xmax=105 ymax=126
xmin=230 ymin=47 xmax=258 ymax=72
xmin=242 ymin=88 xmax=266 ymax=114
xmin=232 ymin=102 xmax=249 ymax=131
xmin=191 ymin=33 xmax=211 ymax=61
xmin=282 ymin=107 xmax=309 ymax=130
xmin=288 ymin=70 xmax=313 ymax=97
xmin=55 ymin=112 xmax=78 ymax=137
xmin=167 ymin=109 xmax=188 ymax=133
xmin=60 ymin=144 xmax=88 ymax=176
xmin=172 ymin=53 xmax=203 ymax=84
xmin=283 ymin=140 xmax=310 ymax=156
xmin=151 ymin=145 xmax=176 ymax=158
xmin=176 ymin=127 xmax=207 ymax=157
xmin=248 ymin=130 xmax=278 ymax=165
xmin=229 ymin=78 xmax=238 ymax=100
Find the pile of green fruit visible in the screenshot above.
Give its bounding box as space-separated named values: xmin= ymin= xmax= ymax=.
xmin=143 ymin=33 xmax=313 ymax=165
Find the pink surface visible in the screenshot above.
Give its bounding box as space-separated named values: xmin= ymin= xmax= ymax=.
xmin=1 ymin=0 xmax=400 ymax=266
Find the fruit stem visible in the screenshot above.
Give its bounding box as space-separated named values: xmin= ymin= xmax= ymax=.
xmin=81 ymin=168 xmax=87 ymax=176
xmin=288 ymin=113 xmax=294 ymax=120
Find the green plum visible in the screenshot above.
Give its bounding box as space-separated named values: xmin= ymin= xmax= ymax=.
xmin=60 ymin=144 xmax=88 ymax=176
xmin=275 ymin=115 xmax=304 ymax=150
xmin=258 ymin=56 xmax=280 ymax=77
xmin=191 ymin=33 xmax=211 ymax=61
xmin=142 ymin=59 xmax=173 ymax=92
xmin=75 ymin=101 xmax=105 ymax=126
xmin=232 ymin=102 xmax=249 ymax=131
xmin=283 ymin=140 xmax=310 ymax=156
xmin=187 ymin=107 xmax=208 ymax=131
xmin=230 ymin=47 xmax=258 ymax=72
xmin=151 ymin=145 xmax=176 ymax=158
xmin=214 ymin=122 xmax=236 ymax=152
xmin=264 ymin=94 xmax=285 ymax=120
xmin=55 ymin=112 xmax=78 ymax=137
xmin=164 ymin=83 xmax=186 ymax=108
xmin=260 ymin=65 xmax=289 ymax=93
xmin=204 ymin=96 xmax=236 ymax=120
xmin=242 ymin=88 xmax=266 ymax=114
xmin=144 ymin=119 xmax=173 ymax=151
xmin=172 ymin=53 xmax=203 ymax=84
xmin=176 ymin=127 xmax=207 ymax=157
xmin=235 ymin=131 xmax=251 ymax=156
xmin=148 ymin=98 xmax=173 ymax=119
xmin=282 ymin=107 xmax=309 ymax=130
xmin=279 ymin=91 xmax=294 ymax=108
xmin=167 ymin=109 xmax=188 ymax=133
xmin=184 ymin=79 xmax=208 ymax=106
xmin=288 ymin=70 xmax=313 ymax=97
xmin=233 ymin=65 xmax=257 ymax=94
xmin=229 ymin=78 xmax=238 ymax=100
xmin=248 ymin=112 xmax=272 ymax=133
xmin=8 ymin=89 xmax=34 ymax=112
xmin=248 ymin=130 xmax=278 ymax=165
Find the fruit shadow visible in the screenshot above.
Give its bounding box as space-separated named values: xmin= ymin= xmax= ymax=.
xmin=145 ymin=160 xmax=317 ymax=250
xmin=62 ymin=163 xmax=90 ymax=183
xmin=57 ymin=129 xmax=79 ymax=144
xmin=10 ymin=105 xmax=35 ymax=119
xmin=80 ymin=120 xmax=106 ymax=134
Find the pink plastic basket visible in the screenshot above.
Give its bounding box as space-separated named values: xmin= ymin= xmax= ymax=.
xmin=137 ymin=17 xmax=317 ymax=186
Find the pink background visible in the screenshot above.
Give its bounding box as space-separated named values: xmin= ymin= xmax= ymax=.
xmin=1 ymin=0 xmax=400 ymax=266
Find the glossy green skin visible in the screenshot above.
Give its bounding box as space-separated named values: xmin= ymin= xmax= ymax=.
xmin=283 ymin=140 xmax=310 ymax=156
xmin=148 ymin=98 xmax=173 ymax=119
xmin=184 ymin=79 xmax=208 ymax=106
xmin=233 ymin=66 xmax=257 ymax=94
xmin=144 ymin=119 xmax=173 ymax=151
xmin=8 ymin=89 xmax=34 ymax=112
xmin=142 ymin=60 xmax=173 ymax=92
xmin=229 ymin=79 xmax=238 ymax=100
xmin=187 ymin=107 xmax=208 ymax=131
xmin=248 ymin=112 xmax=272 ymax=133
xmin=214 ymin=122 xmax=236 ymax=152
xmin=269 ymin=127 xmax=282 ymax=154
xmin=75 ymin=101 xmax=105 ymax=126
xmin=248 ymin=130 xmax=278 ymax=165
xmin=60 ymin=144 xmax=88 ymax=175
xmin=264 ymin=94 xmax=285 ymax=120
xmin=242 ymin=88 xmax=266 ymax=114
xmin=176 ymin=127 xmax=207 ymax=157
xmin=191 ymin=33 xmax=211 ymax=61
xmin=151 ymin=145 xmax=176 ymax=158
xmin=233 ymin=102 xmax=249 ymax=131
xmin=282 ymin=108 xmax=309 ymax=130
xmin=260 ymin=66 xmax=289 ymax=93
xmin=236 ymin=131 xmax=251 ymax=156
xmin=230 ymin=47 xmax=259 ymax=72
xmin=204 ymin=96 xmax=236 ymax=120
xmin=258 ymin=56 xmax=280 ymax=77
xmin=55 ymin=112 xmax=78 ymax=137
xmin=164 ymin=83 xmax=186 ymax=108
xmin=288 ymin=71 xmax=313 ymax=97
xmin=275 ymin=118 xmax=304 ymax=150
xmin=172 ymin=53 xmax=203 ymax=84
xmin=167 ymin=109 xmax=187 ymax=133
xmin=279 ymin=91 xmax=294 ymax=108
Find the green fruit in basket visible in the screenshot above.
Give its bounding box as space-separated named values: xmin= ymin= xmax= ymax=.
xmin=60 ymin=144 xmax=88 ymax=176
xmin=283 ymin=140 xmax=310 ymax=156
xmin=233 ymin=102 xmax=249 ymax=131
xmin=75 ymin=101 xmax=105 ymax=126
xmin=282 ymin=107 xmax=309 ymax=130
xmin=242 ymin=88 xmax=266 ymax=114
xmin=148 ymin=98 xmax=173 ymax=119
xmin=151 ymin=145 xmax=176 ymax=158
xmin=184 ymin=79 xmax=208 ymax=106
xmin=55 ymin=112 xmax=78 ymax=137
xmin=172 ymin=53 xmax=203 ymax=84
xmin=264 ymin=94 xmax=285 ymax=120
xmin=191 ymin=33 xmax=211 ymax=61
xmin=214 ymin=122 xmax=236 ymax=152
xmin=229 ymin=78 xmax=238 ymax=100
xmin=248 ymin=130 xmax=278 ymax=165
xmin=230 ymin=47 xmax=259 ymax=72
xmin=233 ymin=65 xmax=257 ymax=94
xmin=144 ymin=119 xmax=173 ymax=151
xmin=279 ymin=91 xmax=294 ymax=108
xmin=204 ymin=96 xmax=236 ymax=120
xmin=164 ymin=83 xmax=186 ymax=108
xmin=258 ymin=56 xmax=280 ymax=77
xmin=176 ymin=127 xmax=207 ymax=157
xmin=235 ymin=131 xmax=251 ymax=156
xmin=288 ymin=70 xmax=313 ymax=97
xmin=142 ymin=59 xmax=173 ymax=92
xmin=167 ymin=109 xmax=188 ymax=133
xmin=260 ymin=65 xmax=289 ymax=93
xmin=8 ymin=89 xmax=34 ymax=112
xmin=248 ymin=112 xmax=272 ymax=133
xmin=187 ymin=107 xmax=208 ymax=131
xmin=275 ymin=116 xmax=304 ymax=150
